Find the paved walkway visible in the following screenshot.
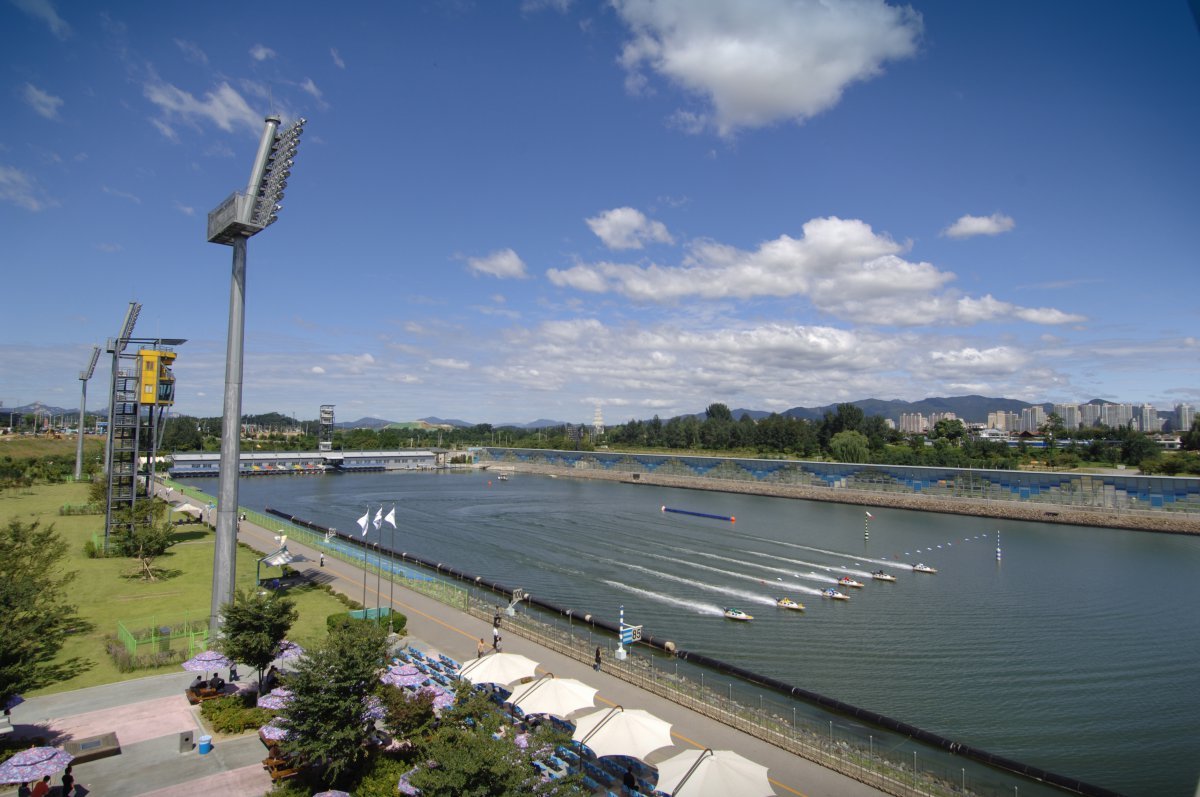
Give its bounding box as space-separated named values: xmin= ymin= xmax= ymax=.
xmin=0 ymin=487 xmax=888 ymax=797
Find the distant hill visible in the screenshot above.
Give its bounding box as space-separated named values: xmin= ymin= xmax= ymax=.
xmin=496 ymin=418 xmax=571 ymax=430
xmin=420 ymin=416 xmax=471 ymax=428
xmin=780 ymin=395 xmax=1043 ymax=425
xmin=335 ymin=416 xmax=394 ymax=430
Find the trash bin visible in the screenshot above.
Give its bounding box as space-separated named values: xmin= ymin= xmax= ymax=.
xmin=198 ymin=734 xmax=213 ymax=754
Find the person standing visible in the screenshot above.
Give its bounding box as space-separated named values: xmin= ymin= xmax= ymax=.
xmin=16 ymin=782 xmax=31 ymax=797
xmin=31 ymin=776 xmax=50 ymax=797
xmin=61 ymin=765 xmax=74 ymax=797
xmin=319 ymin=552 xmax=325 ymax=567
xmin=477 ymin=638 xmax=486 ymax=658
xmin=594 ymin=646 xmax=602 ymax=671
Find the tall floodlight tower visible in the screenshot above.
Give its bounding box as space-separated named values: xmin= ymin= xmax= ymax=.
xmin=593 ymin=405 xmax=605 ymax=438
xmin=74 ymin=346 xmax=101 ymax=480
xmin=207 ymin=114 xmax=306 ymax=634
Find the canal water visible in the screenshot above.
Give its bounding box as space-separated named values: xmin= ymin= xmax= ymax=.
xmin=181 ymin=470 xmax=1200 ymax=796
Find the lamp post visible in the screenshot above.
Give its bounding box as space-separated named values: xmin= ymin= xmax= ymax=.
xmin=206 ymin=114 xmax=306 ymax=635
xmin=75 ymin=346 xmax=101 ymax=481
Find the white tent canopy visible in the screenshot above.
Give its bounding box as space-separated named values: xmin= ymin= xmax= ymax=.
xmin=653 ymin=748 xmax=772 ymax=797
xmin=571 ymin=707 xmax=673 ymax=761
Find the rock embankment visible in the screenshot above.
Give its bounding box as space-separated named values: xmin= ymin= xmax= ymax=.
xmin=500 ymin=462 xmax=1200 ymax=535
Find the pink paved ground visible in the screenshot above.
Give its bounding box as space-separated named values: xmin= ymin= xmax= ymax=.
xmin=48 ymin=694 xmax=198 ymax=747
xmin=136 ymin=763 xmax=272 ymax=797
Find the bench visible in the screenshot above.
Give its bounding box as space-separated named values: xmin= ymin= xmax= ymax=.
xmin=185 ymin=687 xmax=222 ymax=705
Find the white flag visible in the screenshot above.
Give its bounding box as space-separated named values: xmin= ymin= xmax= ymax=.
xmin=373 ymin=506 xmax=383 ymax=530
xmin=357 ymin=509 xmax=370 ymax=536
xmin=384 ymin=505 xmax=397 ymax=529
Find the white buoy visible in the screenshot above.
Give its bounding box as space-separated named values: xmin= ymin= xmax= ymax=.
xmin=996 ymin=531 xmax=1002 ymax=562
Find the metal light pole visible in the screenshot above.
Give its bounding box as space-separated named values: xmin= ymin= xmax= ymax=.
xmin=74 ymin=346 xmax=100 ymax=481
xmin=207 ymin=114 xmax=306 ymax=635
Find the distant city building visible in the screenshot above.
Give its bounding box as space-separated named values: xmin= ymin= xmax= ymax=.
xmin=1101 ymin=403 xmax=1134 ymax=429
xmin=1139 ymin=404 xmax=1163 ymax=433
xmin=927 ymin=411 xmax=958 ymax=428
xmin=1053 ymin=403 xmax=1081 ymax=430
xmin=592 ymin=405 xmax=605 ymax=437
xmin=1176 ymin=403 xmax=1194 ymax=432
xmin=988 ymin=411 xmax=1019 ymax=432
xmin=883 ymin=418 xmax=896 ymax=430
xmin=1019 ymin=406 xmax=1046 ymax=434
xmin=899 ymin=412 xmax=927 ymax=434
xmin=1080 ymin=403 xmax=1103 ymax=428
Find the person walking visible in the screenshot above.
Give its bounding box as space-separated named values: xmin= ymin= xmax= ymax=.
xmin=319 ymin=552 xmax=325 ymax=567
xmin=594 ymin=646 xmax=602 ymax=671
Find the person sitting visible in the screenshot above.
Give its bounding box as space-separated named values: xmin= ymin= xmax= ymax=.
xmin=189 ymin=674 xmax=204 ymax=691
xmin=209 ymin=673 xmax=225 ymax=692
xmin=263 ymin=665 xmax=279 ymax=692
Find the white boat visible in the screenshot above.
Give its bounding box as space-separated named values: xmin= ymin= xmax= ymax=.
xmin=723 ymin=607 xmax=754 ymax=621
xmin=912 ymin=563 xmax=938 ymax=573
xmin=821 ymin=589 xmax=849 ymax=601
xmin=871 ymin=569 xmax=897 ymax=582
xmin=837 ymin=576 xmax=864 ymax=588
xmin=776 ymin=597 xmax=805 ymax=611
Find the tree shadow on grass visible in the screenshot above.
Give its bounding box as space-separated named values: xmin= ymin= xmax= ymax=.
xmin=169 ymin=529 xmax=210 ymax=543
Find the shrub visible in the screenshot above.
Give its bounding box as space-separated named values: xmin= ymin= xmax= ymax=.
xmin=201 ymin=694 xmax=275 ymax=734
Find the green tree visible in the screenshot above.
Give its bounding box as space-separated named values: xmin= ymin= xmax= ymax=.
xmin=829 ymin=430 xmax=870 ymax=463
xmin=379 ymin=684 xmax=437 ymax=740
xmin=704 ymin=403 xmax=733 ymax=422
xmin=932 ymin=418 xmax=966 ymax=446
xmin=279 ymin=619 xmax=388 ymax=784
xmin=218 ymin=589 xmax=298 ymax=688
xmin=0 ymin=520 xmax=92 ymax=708
xmin=111 ymin=498 xmax=179 ymax=580
xmin=161 ymin=415 xmax=203 ymax=451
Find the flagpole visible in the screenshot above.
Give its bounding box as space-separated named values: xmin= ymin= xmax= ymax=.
xmin=388 ymin=504 xmax=396 ymax=634
xmin=375 ymin=505 xmax=382 ymax=615
xmin=361 ymin=505 xmax=368 ymax=609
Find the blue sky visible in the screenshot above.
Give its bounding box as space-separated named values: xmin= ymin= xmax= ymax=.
xmin=2 ymin=0 xmax=1198 ymax=426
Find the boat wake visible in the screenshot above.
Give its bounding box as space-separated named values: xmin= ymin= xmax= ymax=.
xmin=613 ymin=560 xmax=777 ymax=607
xmin=601 ymin=579 xmax=724 ymax=616
xmin=643 ymin=550 xmax=832 ymax=591
xmin=749 ymin=537 xmax=916 ymax=571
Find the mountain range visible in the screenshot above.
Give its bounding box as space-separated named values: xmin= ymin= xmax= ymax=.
xmin=5 ymin=396 xmax=1136 ymax=430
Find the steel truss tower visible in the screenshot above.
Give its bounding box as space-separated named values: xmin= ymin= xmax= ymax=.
xmin=319 ymin=404 xmax=335 ymax=452
xmin=102 ymin=302 xmax=186 ymax=548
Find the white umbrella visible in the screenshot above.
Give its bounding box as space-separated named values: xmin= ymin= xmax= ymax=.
xmin=654 ymin=748 xmax=772 ymax=797
xmin=507 ymin=675 xmax=597 ymax=718
xmin=457 ymin=652 xmax=540 ymax=686
xmin=571 ymin=707 xmax=673 ymax=761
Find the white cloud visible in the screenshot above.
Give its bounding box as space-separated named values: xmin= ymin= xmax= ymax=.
xmin=102 ymin=185 xmax=141 ymax=204
xmin=310 ymin=366 xmax=325 ymax=374
xmin=330 ymin=353 xmax=376 ymax=374
xmin=612 ymin=0 xmax=922 ymax=136
xmin=12 ymin=0 xmax=71 ymax=40
xmin=943 ymin=212 xmax=1015 ymax=238
xmin=522 ymin=0 xmax=572 ymax=11
xmin=174 ymin=38 xmax=208 ymax=65
xmin=144 ymin=79 xmax=261 ymax=136
xmin=430 ymin=358 xmax=471 ymax=370
xmin=94 ymin=242 xmax=122 ymax=253
xmin=300 ymin=78 xmax=322 ymax=101
xmin=150 ymin=118 xmax=178 ymax=142
xmin=927 ymin=346 xmax=1028 ymax=376
xmin=548 ymin=215 xmax=1084 ymax=327
xmin=173 ymin=200 xmax=195 ymax=216
xmin=467 ymin=248 xmax=529 ymax=279
xmin=22 ymin=83 xmax=63 ymax=119
xmin=586 ymin=207 xmax=674 ymax=250
xmin=330 ymin=48 xmax=345 ymax=69
xmin=0 ymin=165 xmax=56 ymax=211
xmin=250 ymin=44 xmax=276 ymax=61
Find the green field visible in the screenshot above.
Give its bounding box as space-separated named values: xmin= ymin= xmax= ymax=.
xmin=0 ymin=481 xmax=348 ymax=694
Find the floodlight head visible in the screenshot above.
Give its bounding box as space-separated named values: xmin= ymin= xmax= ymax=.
xmin=116 ymin=301 xmax=142 ymax=351
xmin=80 ymin=345 xmax=101 ymax=381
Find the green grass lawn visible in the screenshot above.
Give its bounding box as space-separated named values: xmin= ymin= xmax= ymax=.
xmin=0 ymin=482 xmax=348 ymax=695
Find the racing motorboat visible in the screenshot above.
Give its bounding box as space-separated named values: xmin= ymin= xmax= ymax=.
xmin=776 ymin=597 xmax=805 ymax=611
xmin=821 ymin=588 xmax=849 ymax=601
xmin=723 ymin=607 xmax=754 ymax=621
xmin=836 ymin=576 xmax=864 ymax=588
xmin=871 ymin=569 xmax=897 ymax=582
xmin=912 ymin=563 xmax=938 ymax=573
